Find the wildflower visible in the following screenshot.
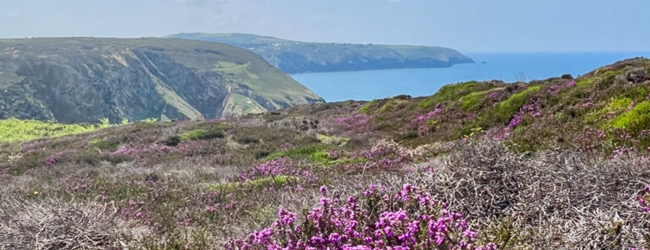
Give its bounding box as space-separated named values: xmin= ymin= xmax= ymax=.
xmin=227 ymin=184 xmax=495 ymax=249
xmin=33 ymin=191 xmax=39 ymax=196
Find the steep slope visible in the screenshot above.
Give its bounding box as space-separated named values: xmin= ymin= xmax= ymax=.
xmin=167 ymin=33 xmax=475 ymax=74
xmin=0 ymin=38 xmax=324 ymax=123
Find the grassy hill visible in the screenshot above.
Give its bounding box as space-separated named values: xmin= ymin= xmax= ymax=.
xmin=0 ymin=37 xmax=324 ymax=123
xmin=1 ymin=58 xmax=650 ymax=249
xmin=167 ymin=33 xmax=475 ymax=74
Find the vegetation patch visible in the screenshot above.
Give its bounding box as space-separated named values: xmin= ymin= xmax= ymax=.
xmin=492 ymin=85 xmax=541 ymax=123
xmin=209 ymin=175 xmax=300 ymax=192
xmin=267 ymin=144 xmax=326 ymax=160
xmin=360 ymin=99 xmax=379 ymax=114
xmin=378 ymin=99 xmax=407 ymax=113
xmin=608 ymin=101 xmax=650 ymax=133
xmin=0 ymin=118 xmax=97 ymax=143
xmin=417 ymin=81 xmax=503 ymax=110
xmin=316 ymin=134 xmax=349 ymax=146
xmin=576 ymin=78 xmax=595 ymax=87
xmin=460 ymin=90 xmax=491 ymax=111
xmin=179 ymin=123 xmax=230 ymax=141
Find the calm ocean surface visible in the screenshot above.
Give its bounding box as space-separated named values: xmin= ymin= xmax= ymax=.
xmin=292 ymin=52 xmax=650 ymax=102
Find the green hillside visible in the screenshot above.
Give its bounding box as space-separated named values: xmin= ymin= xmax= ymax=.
xmin=167 ymin=33 xmax=475 ymax=73
xmin=0 ymin=37 xmax=324 ymax=123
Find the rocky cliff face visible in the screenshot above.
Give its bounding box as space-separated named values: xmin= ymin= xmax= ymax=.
xmin=167 ymin=33 xmax=475 ymax=74
xmin=0 ymin=38 xmax=324 ymax=123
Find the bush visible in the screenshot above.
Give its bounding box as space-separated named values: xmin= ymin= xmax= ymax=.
xmin=236 ymin=136 xmax=261 ymax=144
xmin=492 ymin=85 xmax=541 ymax=123
xmin=609 ymin=101 xmax=650 ymax=133
xmin=161 ymin=135 xmax=181 ymax=147
xmin=360 ymin=100 xmax=379 ymax=114
xmin=179 ymin=129 xmax=224 ymax=141
xmin=227 ymin=184 xmax=496 ymax=249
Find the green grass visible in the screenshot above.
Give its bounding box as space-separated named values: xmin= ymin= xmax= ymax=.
xmin=585 ymin=97 xmax=632 ymax=125
xmin=608 ymin=101 xmax=650 ymax=133
xmin=213 ymin=60 xmax=322 ymax=110
xmin=267 ymin=144 xmax=327 ymax=161
xmin=460 ymin=90 xmax=491 ymax=111
xmin=379 ymin=99 xmax=406 ymax=113
xmin=223 ymin=93 xmax=267 ymax=116
xmin=179 ymin=124 xmax=229 ymax=141
xmin=0 ymin=118 xmax=97 ymax=143
xmin=576 ymin=78 xmax=595 ymax=88
xmin=267 ymin=143 xmax=366 ymax=166
xmin=317 ymin=134 xmax=350 ymax=146
xmin=360 ymin=99 xmax=379 ymax=114
xmin=154 ymin=83 xmax=203 ymax=120
xmin=493 ymin=86 xmax=541 ymax=123
xmin=208 ymin=175 xmax=300 ymax=192
xmin=419 ymin=81 xmax=480 ymax=109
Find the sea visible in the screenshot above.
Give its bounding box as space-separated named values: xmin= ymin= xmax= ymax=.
xmin=291 ymin=52 xmax=650 ymax=102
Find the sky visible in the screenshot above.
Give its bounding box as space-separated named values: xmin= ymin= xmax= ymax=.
xmin=2 ymin=0 xmax=649 ymax=52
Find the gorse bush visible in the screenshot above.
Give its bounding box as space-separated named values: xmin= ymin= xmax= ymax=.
xmin=227 ymin=184 xmax=497 ymax=250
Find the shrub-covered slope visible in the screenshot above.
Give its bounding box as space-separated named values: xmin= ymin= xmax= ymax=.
xmin=1 ymin=58 xmax=650 ymax=249
xmin=167 ymin=33 xmax=475 ymax=74
xmin=318 ymin=57 xmax=650 ymax=154
xmin=0 ymin=38 xmax=324 ymax=123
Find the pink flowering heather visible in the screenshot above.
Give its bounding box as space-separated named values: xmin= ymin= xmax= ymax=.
xmin=548 ymin=80 xmax=576 ymax=96
xmin=496 ymin=98 xmax=542 ymax=141
xmin=412 ymin=104 xmax=445 ymax=135
xmin=487 ymin=91 xmax=505 ymax=102
xmin=227 ymin=184 xmax=497 ymax=250
xmin=612 ymin=147 xmax=634 ymax=157
xmin=332 ymin=114 xmax=373 ymax=134
xmin=414 ymin=105 xmax=444 ymax=124
xmin=44 ymin=151 xmax=68 ymax=167
xmin=634 ymin=185 xmax=650 ymax=213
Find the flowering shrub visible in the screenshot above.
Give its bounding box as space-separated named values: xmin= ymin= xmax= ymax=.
xmin=239 ymin=158 xmax=314 ymax=180
xmin=412 ymin=104 xmax=445 ymax=135
xmin=227 ymin=184 xmax=496 ymax=250
xmin=548 ymin=80 xmax=576 ymax=96
xmin=44 ymin=151 xmax=67 ymax=167
xmin=494 ymin=98 xmax=542 ymax=140
xmin=332 ymin=114 xmax=373 ymax=134
xmin=634 ymin=185 xmax=650 ymax=213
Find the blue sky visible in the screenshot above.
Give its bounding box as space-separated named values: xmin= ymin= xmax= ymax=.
xmin=2 ymin=0 xmax=649 ymax=52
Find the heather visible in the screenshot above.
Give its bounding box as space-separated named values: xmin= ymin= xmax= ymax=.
xmin=1 ymin=58 xmax=650 ymax=249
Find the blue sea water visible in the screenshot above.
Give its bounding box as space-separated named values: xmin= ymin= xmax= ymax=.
xmin=291 ymin=52 xmax=650 ymax=102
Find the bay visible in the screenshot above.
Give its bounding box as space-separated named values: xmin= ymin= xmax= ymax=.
xmin=291 ymin=52 xmax=650 ymax=102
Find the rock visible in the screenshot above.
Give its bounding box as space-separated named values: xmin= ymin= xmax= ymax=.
xmin=625 ymin=67 xmax=648 ymax=84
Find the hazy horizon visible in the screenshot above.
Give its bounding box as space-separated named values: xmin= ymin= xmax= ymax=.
xmin=2 ymin=0 xmax=649 ymax=53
